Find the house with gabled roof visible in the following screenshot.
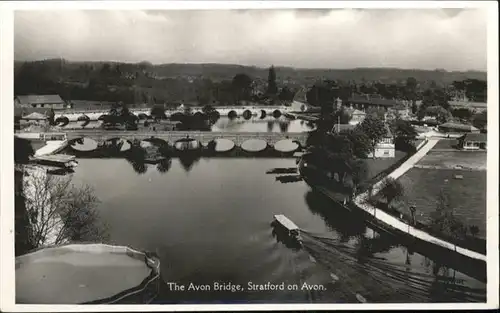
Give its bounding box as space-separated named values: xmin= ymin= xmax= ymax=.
xmin=346 ymin=93 xmax=401 ymax=111
xmin=331 ymin=123 xmax=395 ymax=158
xmin=457 ymin=133 xmax=487 ymax=150
xmin=14 ymin=94 xmax=67 ymax=110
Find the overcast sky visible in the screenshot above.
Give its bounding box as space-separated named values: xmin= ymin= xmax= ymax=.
xmin=14 ymin=9 xmax=487 ymax=71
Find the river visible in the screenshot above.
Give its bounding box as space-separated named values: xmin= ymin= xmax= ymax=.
xmin=65 ymin=116 xmax=485 ymax=303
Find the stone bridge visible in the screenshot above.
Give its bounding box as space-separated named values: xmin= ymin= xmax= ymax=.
xmin=65 ymin=130 xmax=309 ymax=147
xmin=54 ymin=102 xmax=311 ymax=122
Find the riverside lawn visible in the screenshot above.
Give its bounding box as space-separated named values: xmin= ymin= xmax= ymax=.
xmin=166 ymin=282 xmax=326 ymax=292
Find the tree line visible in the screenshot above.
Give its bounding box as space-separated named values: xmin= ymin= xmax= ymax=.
xmin=14 ymin=60 xmax=486 ymax=108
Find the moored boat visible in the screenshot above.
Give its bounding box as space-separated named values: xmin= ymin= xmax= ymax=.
xmin=272 ymin=214 xmax=302 ymax=243
xmin=29 ymin=154 xmax=78 ymax=173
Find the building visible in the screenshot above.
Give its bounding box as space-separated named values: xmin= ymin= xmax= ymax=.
xmin=69 ymin=100 xmax=115 ymax=111
xmin=386 ymin=104 xmax=411 ymax=120
xmin=368 ymin=124 xmax=395 ymax=158
xmin=345 ymin=94 xmax=400 ymax=111
xmin=15 ymin=95 xmax=67 ymax=110
xmin=331 ymin=124 xmax=357 ymax=134
xmin=438 ymin=122 xmax=480 ymax=134
xmin=331 ymin=123 xmax=395 ymax=158
xmin=457 ymin=133 xmax=487 ymax=150
xmin=14 ymin=107 xmax=54 ymax=130
xmin=347 ymin=109 xmax=366 ymax=125
xmin=449 ymin=100 xmax=487 ymax=113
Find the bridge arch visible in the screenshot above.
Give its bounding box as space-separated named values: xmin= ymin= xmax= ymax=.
xmin=241 ymin=139 xmax=268 ymax=153
xmin=272 ymin=110 xmax=282 ymax=119
xmin=242 ymin=110 xmax=252 ymax=120
xmin=77 ymin=114 xmax=90 ymax=122
xmin=174 ymin=138 xmax=201 ymax=151
xmin=77 ymin=115 xmax=90 ymax=127
xmin=228 ymin=110 xmax=238 ymax=119
xmin=207 ymin=138 xmax=235 ymax=153
xmin=102 ymin=137 xmax=133 ymax=152
xmin=260 ymin=110 xmax=267 ymax=119
xmin=273 ymin=139 xmax=300 ymax=153
xmin=170 ymin=112 xmax=185 ymax=122
xmin=55 ymin=116 xmax=70 ymax=127
xmin=69 ymin=137 xmax=99 ymax=152
xmin=137 ymin=113 xmax=149 ymax=120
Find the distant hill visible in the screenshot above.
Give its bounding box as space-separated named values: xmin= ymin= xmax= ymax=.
xmin=14 ymin=59 xmax=487 ymax=85
xmin=13 ymin=59 xmax=487 ymax=105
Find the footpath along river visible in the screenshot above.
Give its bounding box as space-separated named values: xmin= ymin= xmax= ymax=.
xmin=66 ymin=116 xmax=486 ymax=303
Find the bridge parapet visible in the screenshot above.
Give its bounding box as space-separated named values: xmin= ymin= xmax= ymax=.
xmin=65 ymin=130 xmax=308 ymax=146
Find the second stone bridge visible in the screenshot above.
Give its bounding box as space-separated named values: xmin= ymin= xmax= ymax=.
xmin=66 ymin=130 xmax=309 ymax=147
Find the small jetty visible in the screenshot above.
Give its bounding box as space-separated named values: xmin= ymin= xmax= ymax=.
xmin=30 ymin=154 xmax=78 ymax=173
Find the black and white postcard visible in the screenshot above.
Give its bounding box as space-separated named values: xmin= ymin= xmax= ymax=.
xmin=1 ymin=1 xmax=498 ymax=311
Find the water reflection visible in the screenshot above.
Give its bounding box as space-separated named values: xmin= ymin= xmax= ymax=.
xmin=304 ymin=190 xmax=366 ymax=241
xmin=156 ymin=158 xmax=172 ymax=174
xmin=267 ymin=121 xmax=273 ymax=132
xmin=301 ymin=190 xmax=486 ymax=302
xmin=178 ymin=153 xmax=201 ymax=173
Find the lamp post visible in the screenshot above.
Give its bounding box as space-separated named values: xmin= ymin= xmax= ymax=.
xmin=409 ymin=205 xmax=416 ymax=234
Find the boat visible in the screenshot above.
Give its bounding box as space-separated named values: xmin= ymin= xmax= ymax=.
xmin=272 ymin=214 xmax=302 ymax=243
xmin=29 ymin=154 xmax=78 ymax=172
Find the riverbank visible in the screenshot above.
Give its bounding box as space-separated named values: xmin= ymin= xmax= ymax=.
xmin=304 ymin=139 xmax=486 ymax=271
xmin=352 ymin=140 xmax=486 ymax=261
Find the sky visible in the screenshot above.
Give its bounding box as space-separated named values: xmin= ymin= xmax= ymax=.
xmin=14 ymin=9 xmax=488 ymax=71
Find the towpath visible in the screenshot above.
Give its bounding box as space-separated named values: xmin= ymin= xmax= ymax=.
xmin=353 ymin=139 xmax=486 ymax=262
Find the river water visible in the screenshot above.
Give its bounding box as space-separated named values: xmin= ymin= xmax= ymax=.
xmin=66 ymin=116 xmax=486 ymax=303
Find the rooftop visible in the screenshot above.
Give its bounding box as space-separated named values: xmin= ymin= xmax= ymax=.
xmin=14 ymin=107 xmax=53 ymax=118
xmin=348 ymin=94 xmax=400 ymax=107
xmin=449 ymin=100 xmax=487 ymax=108
xmin=15 ymin=95 xmax=65 ymax=105
xmin=21 ymin=112 xmax=49 ymax=120
xmin=332 ymin=124 xmax=357 ymax=133
xmin=33 ymin=154 xmax=76 ymax=162
xmin=439 ymin=122 xmax=479 ymax=132
xmin=461 ymin=133 xmax=487 ymax=142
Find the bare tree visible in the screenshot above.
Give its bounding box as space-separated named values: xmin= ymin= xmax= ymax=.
xmin=22 ymin=169 xmax=109 ymax=248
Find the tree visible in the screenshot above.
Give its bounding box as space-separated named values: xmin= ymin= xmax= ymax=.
xmin=378 ymin=177 xmax=405 ymax=209
xmin=469 ymin=225 xmax=480 ymax=238
xmin=365 ymin=107 xmax=386 ymax=120
xmin=278 ymin=86 xmax=295 ymax=102
xmin=15 ymin=138 xmax=36 ymax=255
xmin=472 ymin=110 xmax=487 ymax=130
xmin=348 ymin=159 xmax=369 ymax=195
xmin=47 ymin=109 xmax=56 ymax=126
xmin=358 ymin=115 xmax=387 ymax=158
xmin=333 ymin=107 xmax=352 ymax=124
xmin=451 ymin=108 xmax=473 ymax=121
xmin=231 ymin=73 xmax=253 ymax=103
xmin=420 ymin=87 xmax=450 ymax=115
xmin=108 ymin=102 xmax=138 ymax=129
xmin=15 ymin=137 xmax=35 ymax=164
xmin=411 ymin=101 xmax=419 ymax=115
xmin=390 ymin=119 xmax=418 ymax=150
xmin=201 ymin=104 xmax=216 ymax=114
xmin=424 ymin=105 xmax=452 ymax=123
xmin=266 ymin=65 xmax=278 ymax=96
xmin=430 ymin=189 xmax=467 ymax=250
xmin=306 ymin=81 xmax=340 ymax=116
xmin=150 ymin=104 xmax=167 ymax=121
xmin=344 ymin=129 xmax=371 ymax=159
xmin=22 ymin=169 xmax=108 ymax=248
